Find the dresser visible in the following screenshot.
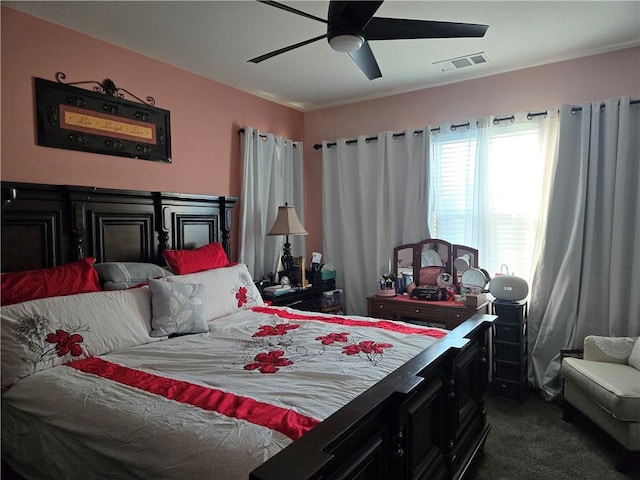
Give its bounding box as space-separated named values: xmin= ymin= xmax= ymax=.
xmin=491 ymin=300 xmax=528 ymax=401
xmin=367 ymin=295 xmax=489 ymax=330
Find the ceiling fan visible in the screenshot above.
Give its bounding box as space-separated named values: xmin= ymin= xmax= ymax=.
xmin=248 ymin=1 xmax=489 ymax=80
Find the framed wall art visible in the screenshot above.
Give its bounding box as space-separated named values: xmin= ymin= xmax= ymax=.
xmin=35 ymin=73 xmax=171 ymax=163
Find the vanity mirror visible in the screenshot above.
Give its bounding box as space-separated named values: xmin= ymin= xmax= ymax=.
xmin=416 ymin=238 xmax=450 ymax=286
xmin=371 ymin=239 xmax=487 ymax=329
xmin=394 ymin=244 xmax=415 ymax=277
xmin=393 ymin=239 xmax=479 ymax=288
xmin=393 ymin=243 xmax=415 ymax=294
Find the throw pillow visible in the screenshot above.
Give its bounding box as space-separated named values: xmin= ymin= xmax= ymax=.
xmin=95 ymin=262 xmax=170 ymax=290
xmin=162 ymin=242 xmax=229 ymax=275
xmin=1 ymin=287 xmax=156 ymax=388
xmin=628 ymin=337 xmax=640 ymax=370
xmin=0 ymin=258 xmax=101 ymax=306
xmin=148 ymin=278 xmax=208 ymax=337
xmin=583 ymin=335 xmax=637 ymax=364
xmin=166 ymin=263 xmax=264 ymax=321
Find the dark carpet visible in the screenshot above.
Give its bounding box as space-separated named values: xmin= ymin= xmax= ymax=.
xmin=466 ymin=389 xmax=639 ymax=480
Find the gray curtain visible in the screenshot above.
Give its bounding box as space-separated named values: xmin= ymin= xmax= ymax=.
xmin=321 ymin=130 xmax=429 ymax=316
xmin=239 ymin=127 xmax=305 ymax=280
xmin=529 ymin=97 xmax=640 ymax=399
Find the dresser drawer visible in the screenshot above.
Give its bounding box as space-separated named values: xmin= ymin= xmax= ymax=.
xmin=493 ymin=379 xmax=525 ymax=401
xmin=494 ymin=341 xmax=526 ymax=362
xmin=444 ymin=309 xmax=470 ymax=329
xmin=495 ymin=321 xmax=526 ymax=343
xmin=493 ymin=303 xmax=525 ymax=322
xmin=369 ymin=301 xmax=396 ymax=320
xmin=494 ymin=359 xmax=526 ymax=381
xmin=395 ymin=304 xmax=445 ymax=322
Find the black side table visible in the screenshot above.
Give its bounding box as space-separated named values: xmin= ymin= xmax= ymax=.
xmin=492 ymin=300 xmax=528 ymax=401
xmin=263 ymin=280 xmax=336 ymax=313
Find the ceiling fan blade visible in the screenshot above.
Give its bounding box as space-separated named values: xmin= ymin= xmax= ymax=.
xmin=365 ymin=17 xmax=489 ymax=40
xmin=248 ymin=34 xmax=327 ymax=63
xmin=348 ymin=40 xmax=382 ymax=80
xmin=259 ymin=1 xmax=327 ymax=24
xmin=338 ymin=1 xmax=384 ymax=30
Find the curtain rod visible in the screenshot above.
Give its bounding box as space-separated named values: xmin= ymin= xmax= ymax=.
xmin=238 ymin=128 xmax=298 ymax=147
xmin=312 ymin=110 xmax=548 ymax=150
xmin=313 ymin=100 xmax=639 ymax=150
xmin=570 ymin=98 xmax=639 ymax=113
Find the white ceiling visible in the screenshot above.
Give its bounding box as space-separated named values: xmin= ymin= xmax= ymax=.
xmin=6 ymin=1 xmax=640 ymax=111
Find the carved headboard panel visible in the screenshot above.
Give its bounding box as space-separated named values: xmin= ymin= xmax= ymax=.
xmin=1 ymin=184 xmax=64 ymax=272
xmin=158 ymin=192 xmax=232 ymax=252
xmin=1 ymin=182 xmax=237 ymax=273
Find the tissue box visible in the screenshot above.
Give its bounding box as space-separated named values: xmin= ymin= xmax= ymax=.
xmin=321 ymin=270 xmax=336 ymax=280
xmin=321 ymin=289 xmax=343 ymax=308
xmin=466 ymin=292 xmax=486 ymax=308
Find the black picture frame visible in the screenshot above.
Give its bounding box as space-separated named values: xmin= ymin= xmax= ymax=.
xmin=35 ymin=77 xmax=172 ymax=163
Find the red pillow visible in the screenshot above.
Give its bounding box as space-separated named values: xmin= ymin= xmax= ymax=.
xmin=162 ymin=242 xmax=229 ymax=275
xmin=1 ymin=258 xmax=102 ymax=306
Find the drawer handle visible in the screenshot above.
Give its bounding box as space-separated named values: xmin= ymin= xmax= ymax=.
xmin=415 ymin=309 xmax=420 ymax=313
xmin=378 ymin=305 xmax=384 ymax=309
xmin=455 ymin=313 xmax=461 ymax=318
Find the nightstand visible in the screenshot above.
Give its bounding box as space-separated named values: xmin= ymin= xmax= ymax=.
xmin=263 ymin=280 xmax=337 ymax=313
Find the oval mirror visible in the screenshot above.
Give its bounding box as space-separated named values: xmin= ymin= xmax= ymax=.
xmin=461 ymin=268 xmax=490 ymax=293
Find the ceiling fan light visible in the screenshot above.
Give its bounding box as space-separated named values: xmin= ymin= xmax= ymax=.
xmin=329 ymin=34 xmax=364 ymax=53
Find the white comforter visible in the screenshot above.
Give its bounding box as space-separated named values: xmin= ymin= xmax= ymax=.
xmin=2 ymin=306 xmax=445 ymax=480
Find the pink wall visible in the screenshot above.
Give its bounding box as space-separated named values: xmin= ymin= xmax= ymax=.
xmin=303 ymin=47 xmax=640 ymax=254
xmin=1 ymin=7 xmax=304 ymax=259
xmin=3 ymin=7 xmax=639 ymax=262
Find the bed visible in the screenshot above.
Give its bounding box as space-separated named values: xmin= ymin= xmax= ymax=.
xmin=1 ymin=182 xmax=496 ymax=480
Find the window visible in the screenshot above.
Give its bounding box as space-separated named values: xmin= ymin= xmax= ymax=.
xmin=428 ymin=117 xmax=555 ymax=284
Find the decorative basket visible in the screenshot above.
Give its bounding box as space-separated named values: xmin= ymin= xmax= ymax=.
xmin=376 ymin=288 xmax=397 ymax=297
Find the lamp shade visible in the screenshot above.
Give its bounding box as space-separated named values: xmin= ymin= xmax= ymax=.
xmin=267 ymin=205 xmax=308 ymax=236
xmin=454 ymin=253 xmax=473 ymax=272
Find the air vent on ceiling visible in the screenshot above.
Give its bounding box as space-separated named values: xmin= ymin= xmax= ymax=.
xmin=433 ymin=52 xmax=489 ymax=72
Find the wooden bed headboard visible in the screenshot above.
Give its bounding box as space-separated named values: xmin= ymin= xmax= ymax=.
xmin=1 ymin=182 xmax=237 ymax=273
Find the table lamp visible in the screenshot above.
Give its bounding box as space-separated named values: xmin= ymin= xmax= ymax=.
xmin=267 ymin=203 xmax=308 ymax=282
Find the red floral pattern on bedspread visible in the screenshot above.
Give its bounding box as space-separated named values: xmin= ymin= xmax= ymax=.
xmin=244 ymin=350 xmax=293 ymax=373
xmin=239 ymin=308 xmax=431 ymax=373
xmin=315 ymin=332 xmax=349 ymax=345
xmin=253 ymin=323 xmax=300 ymax=337
xmin=343 ymin=341 xmax=393 ymax=364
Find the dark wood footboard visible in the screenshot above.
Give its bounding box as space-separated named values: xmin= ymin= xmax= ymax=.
xmin=250 ymin=314 xmax=495 ymax=480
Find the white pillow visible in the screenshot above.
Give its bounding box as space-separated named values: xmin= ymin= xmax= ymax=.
xmin=628 ymin=337 xmax=640 ymax=370
xmin=166 ymin=263 xmax=264 ymax=321
xmin=1 ymin=287 xmax=156 ymax=388
xmin=583 ymin=335 xmax=637 ymax=364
